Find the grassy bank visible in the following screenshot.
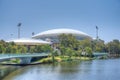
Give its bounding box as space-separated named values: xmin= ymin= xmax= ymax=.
xmin=0 ymin=58 xmax=21 ymax=64
xmin=0 ymin=56 xmax=93 ymax=64
xmin=35 ymin=56 xmax=93 ymax=64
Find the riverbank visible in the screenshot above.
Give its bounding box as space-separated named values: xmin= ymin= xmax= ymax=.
xmin=35 ymin=56 xmax=93 ymax=63
xmin=0 ymin=55 xmax=109 ymax=65
xmin=0 ymin=56 xmax=92 ymax=65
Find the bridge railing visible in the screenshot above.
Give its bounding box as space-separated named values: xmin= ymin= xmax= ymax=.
xmin=0 ymin=53 xmax=50 ymax=59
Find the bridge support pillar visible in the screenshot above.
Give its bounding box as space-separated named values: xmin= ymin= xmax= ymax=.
xmin=20 ymin=57 xmax=32 ymax=64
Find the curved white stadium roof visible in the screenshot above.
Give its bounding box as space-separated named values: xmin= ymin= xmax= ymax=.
xmin=6 ymin=38 xmax=51 ymax=45
xmin=32 ymin=28 xmax=92 ymax=42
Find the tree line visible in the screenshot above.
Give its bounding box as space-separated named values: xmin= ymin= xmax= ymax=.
xmin=0 ymin=40 xmax=52 ymax=54
xmin=56 ymin=34 xmax=120 ymax=57
xmin=0 ymin=34 xmax=120 ymax=57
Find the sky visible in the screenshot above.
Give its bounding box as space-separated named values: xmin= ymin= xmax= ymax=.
xmin=0 ymin=0 xmax=120 ymax=42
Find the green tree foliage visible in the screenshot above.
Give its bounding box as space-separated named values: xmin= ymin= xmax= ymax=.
xmin=59 ymin=46 xmax=66 ymax=57
xmin=11 ymin=46 xmax=18 ymax=53
xmin=106 ymin=39 xmax=120 ymax=54
xmin=0 ymin=40 xmax=7 ymax=53
xmin=58 ymin=34 xmax=93 ymax=57
xmin=29 ymin=46 xmax=36 ymax=53
xmin=35 ymin=45 xmax=52 ymax=53
xmin=59 ymin=34 xmax=78 ymax=49
xmin=6 ymin=45 xmax=12 ymax=53
xmin=0 ymin=44 xmax=4 ymax=53
xmin=58 ymin=34 xmax=79 ymax=57
xmin=88 ymin=39 xmax=105 ymax=52
xmin=66 ymin=48 xmax=74 ymax=58
xmin=78 ymin=39 xmax=91 ymax=48
xmin=76 ymin=49 xmax=82 ymax=57
xmin=18 ymin=46 xmax=27 ymax=53
xmin=0 ymin=40 xmax=52 ymax=54
xmin=0 ymin=37 xmax=120 ymax=58
xmin=85 ymin=47 xmax=92 ymax=57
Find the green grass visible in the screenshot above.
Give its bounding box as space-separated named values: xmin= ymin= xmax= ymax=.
xmin=0 ymin=59 xmax=21 ymax=64
xmin=36 ymin=57 xmax=62 ymax=63
xmin=11 ymin=58 xmax=20 ymax=64
xmin=0 ymin=56 xmax=93 ymax=65
xmin=35 ymin=56 xmax=92 ymax=64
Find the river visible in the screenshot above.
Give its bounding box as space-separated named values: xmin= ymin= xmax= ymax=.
xmin=1 ymin=58 xmax=120 ymax=80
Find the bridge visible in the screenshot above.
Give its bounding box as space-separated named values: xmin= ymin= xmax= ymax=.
xmin=0 ymin=53 xmax=49 ymax=64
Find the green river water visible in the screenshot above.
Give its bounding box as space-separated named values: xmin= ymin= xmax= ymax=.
xmin=1 ymin=58 xmax=120 ymax=80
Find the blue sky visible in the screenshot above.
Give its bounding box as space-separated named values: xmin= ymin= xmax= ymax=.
xmin=0 ymin=0 xmax=120 ymax=42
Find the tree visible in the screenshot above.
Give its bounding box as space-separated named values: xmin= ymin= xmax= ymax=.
xmin=106 ymin=39 xmax=120 ymax=55
xmin=11 ymin=46 xmax=18 ymax=53
xmin=0 ymin=40 xmax=7 ymax=53
xmin=59 ymin=46 xmax=66 ymax=57
xmin=29 ymin=46 xmax=36 ymax=53
xmin=35 ymin=45 xmax=52 ymax=53
xmin=91 ymin=39 xmax=106 ymax=52
xmin=85 ymin=47 xmax=92 ymax=57
xmin=6 ymin=45 xmax=12 ymax=53
xmin=79 ymin=39 xmax=91 ymax=48
xmin=0 ymin=44 xmax=3 ymax=53
xmin=76 ymin=49 xmax=82 ymax=57
xmin=20 ymin=46 xmax=27 ymax=53
xmin=17 ymin=45 xmax=27 ymax=53
xmin=58 ymin=34 xmax=79 ymax=57
xmin=66 ymin=48 xmax=74 ymax=58
xmin=42 ymin=45 xmax=52 ymax=52
xmin=58 ymin=34 xmax=78 ymax=49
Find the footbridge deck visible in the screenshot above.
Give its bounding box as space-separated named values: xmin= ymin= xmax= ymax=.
xmin=0 ymin=53 xmax=49 ymax=60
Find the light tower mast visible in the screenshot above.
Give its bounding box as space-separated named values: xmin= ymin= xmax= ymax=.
xmin=96 ymin=26 xmax=99 ymax=40
xmin=17 ymin=23 xmax=21 ymax=39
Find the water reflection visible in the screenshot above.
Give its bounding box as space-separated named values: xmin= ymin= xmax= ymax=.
xmin=0 ymin=65 xmax=18 ymax=79
xmin=2 ymin=59 xmax=120 ymax=80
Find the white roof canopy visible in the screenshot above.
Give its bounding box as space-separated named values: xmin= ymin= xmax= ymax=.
xmin=32 ymin=28 xmax=92 ymax=39
xmin=6 ymin=38 xmax=51 ymax=45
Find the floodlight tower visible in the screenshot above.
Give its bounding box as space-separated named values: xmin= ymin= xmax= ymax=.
xmin=17 ymin=23 xmax=22 ymax=39
xmin=96 ymin=26 xmax=99 ymax=40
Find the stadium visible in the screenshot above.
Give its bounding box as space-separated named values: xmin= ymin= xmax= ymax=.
xmin=32 ymin=28 xmax=92 ymax=43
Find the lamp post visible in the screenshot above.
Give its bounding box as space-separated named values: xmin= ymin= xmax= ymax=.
xmin=17 ymin=23 xmax=21 ymax=39
xmin=96 ymin=26 xmax=99 ymax=40
xmin=32 ymin=32 xmax=35 ymax=36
